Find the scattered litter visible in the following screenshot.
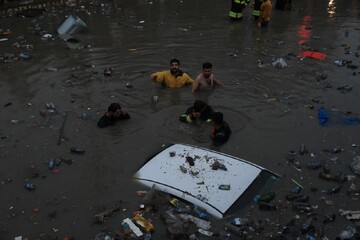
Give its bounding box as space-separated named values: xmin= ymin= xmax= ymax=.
xmin=349 ymin=156 xmax=360 ymax=176
xmin=93 ymin=200 xmax=122 ymax=223
xmin=19 ymin=52 xmax=32 ymax=60
xmin=57 ymin=14 xmax=87 ymax=35
xmin=339 ymin=209 xmax=360 ymax=220
xmin=122 ymin=218 xmax=143 ymax=237
xmin=272 ymin=57 xmax=287 ymax=68
xmin=298 ymin=51 xmax=327 ymax=60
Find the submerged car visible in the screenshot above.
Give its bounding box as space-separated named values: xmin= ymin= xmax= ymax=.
xmin=133 ymin=143 xmax=279 ymax=218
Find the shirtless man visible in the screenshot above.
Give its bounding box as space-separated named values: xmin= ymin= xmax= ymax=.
xmin=191 ymin=62 xmax=224 ymax=93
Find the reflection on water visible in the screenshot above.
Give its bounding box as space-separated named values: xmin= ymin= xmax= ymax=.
xmin=297 ymin=15 xmax=312 ymax=45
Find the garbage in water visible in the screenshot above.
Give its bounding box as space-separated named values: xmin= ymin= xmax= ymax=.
xmin=19 ymin=52 xmax=32 ymax=60
xmin=272 ymin=57 xmax=287 ymax=68
xmin=122 ymin=218 xmax=143 ymax=237
xmin=317 ymin=107 xmax=359 ymax=126
xmin=349 ymin=156 xmax=360 ymax=176
xmin=24 ymin=182 xmax=35 ymax=190
xmin=57 ymin=14 xmax=87 ymax=35
xmin=338 ymin=225 xmax=357 ymax=239
xmin=70 ymin=147 xmax=85 ymax=154
xmin=298 ymin=51 xmax=327 ymax=60
xmin=339 ymin=209 xmax=360 ymax=220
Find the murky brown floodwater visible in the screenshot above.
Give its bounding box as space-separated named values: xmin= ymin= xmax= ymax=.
xmin=1 ymin=0 xmax=360 ymax=239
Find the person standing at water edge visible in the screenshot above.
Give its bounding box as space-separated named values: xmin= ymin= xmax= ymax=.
xmin=211 ymin=112 xmax=231 ymax=146
xmin=179 ymin=100 xmax=215 ymax=123
xmin=258 ymin=0 xmax=272 ymax=28
xmin=151 ymin=58 xmax=194 ymax=88
xmin=192 ymin=62 xmax=224 ymax=93
xmin=98 ymin=102 xmax=130 ymax=128
xmin=229 ymin=0 xmax=250 ymax=20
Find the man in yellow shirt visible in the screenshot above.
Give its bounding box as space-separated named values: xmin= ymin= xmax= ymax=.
xmin=258 ymin=0 xmax=272 ymax=28
xmin=151 ymin=58 xmax=194 ymax=88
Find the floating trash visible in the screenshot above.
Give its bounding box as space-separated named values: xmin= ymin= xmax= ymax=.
xmin=57 ymin=14 xmax=87 ymax=35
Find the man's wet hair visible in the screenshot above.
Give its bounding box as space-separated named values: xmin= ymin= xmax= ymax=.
xmin=108 ymin=103 xmax=121 ymax=113
xmin=193 ymin=100 xmax=206 ymax=112
xmin=170 ymin=58 xmax=180 ymax=65
xmin=202 ymin=62 xmax=212 ymax=69
xmin=212 ymin=112 xmax=224 ymax=125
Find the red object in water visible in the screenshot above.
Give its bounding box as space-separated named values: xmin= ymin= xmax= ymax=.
xmin=298 ymin=51 xmax=327 ymax=60
xmin=1 ymin=31 xmax=11 ymax=36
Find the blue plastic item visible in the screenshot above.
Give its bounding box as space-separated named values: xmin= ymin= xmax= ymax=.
xmin=144 ymin=233 xmax=151 ymax=240
xmin=344 ymin=116 xmax=359 ymax=125
xmin=317 ymin=107 xmax=329 ymax=126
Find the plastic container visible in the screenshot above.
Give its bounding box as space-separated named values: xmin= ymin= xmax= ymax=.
xmin=24 ymin=182 xmax=35 ymax=190
xmin=48 ymin=159 xmax=55 ymax=169
xmin=192 ymin=205 xmax=208 ymax=219
xmin=71 ymin=147 xmax=85 ymax=154
xmin=144 ymin=233 xmax=151 ymax=240
xmin=122 ymin=222 xmax=130 ymax=234
xmin=57 ymin=15 xmax=87 ymax=35
xmin=19 ymin=52 xmax=32 ymax=60
xmin=232 ymin=217 xmax=248 ymax=226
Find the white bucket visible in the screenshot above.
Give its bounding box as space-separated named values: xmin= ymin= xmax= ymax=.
xmin=57 ymin=14 xmax=87 ymax=35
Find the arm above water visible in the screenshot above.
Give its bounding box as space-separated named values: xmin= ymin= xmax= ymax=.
xmin=213 ymin=75 xmax=224 ymax=86
xmin=151 ymin=71 xmax=165 ymax=85
xmin=183 ymin=73 xmax=195 ymax=86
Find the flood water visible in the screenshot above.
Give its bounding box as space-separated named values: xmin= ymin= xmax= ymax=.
xmin=1 ymin=0 xmax=360 ymax=239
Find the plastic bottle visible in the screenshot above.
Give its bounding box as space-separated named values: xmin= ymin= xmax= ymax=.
xmin=323 ymin=214 xmax=336 ymax=223
xmin=317 ymin=107 xmax=329 ymax=126
xmin=301 ymin=218 xmax=313 ymax=233
xmin=328 ymin=184 xmax=341 ymax=195
xmin=299 ymin=144 xmax=306 ymax=155
xmin=174 ymin=205 xmax=191 ymax=213
xmin=192 ymin=205 xmax=208 ymax=220
xmin=291 ymin=186 xmax=302 ymax=194
xmin=104 ymin=234 xmax=112 ymax=240
xmin=335 ymin=60 xmax=343 ymax=66
xmin=306 ymin=234 xmax=315 ymax=240
xmin=70 ymin=147 xmax=85 ymax=154
xmin=232 ymin=217 xmax=248 ymax=226
xmin=48 ymin=159 xmax=55 ymax=169
xmin=259 ymin=192 xmax=275 ymax=203
xmin=331 ymin=147 xmax=344 ymax=153
xmin=143 ymin=233 xmax=151 ymax=240
xmin=339 ymin=226 xmax=356 ymax=239
xmin=24 ymin=182 xmax=35 ymax=190
xmin=122 ymin=222 xmax=130 ymax=234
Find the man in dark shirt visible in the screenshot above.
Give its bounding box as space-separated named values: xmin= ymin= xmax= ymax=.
xmin=179 ymin=100 xmax=215 ymax=123
xmin=211 ymin=112 xmax=231 ymax=146
xmin=98 ymin=102 xmax=130 ymax=128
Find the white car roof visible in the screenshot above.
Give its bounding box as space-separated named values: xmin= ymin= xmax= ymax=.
xmin=133 ymin=143 xmax=278 ymax=218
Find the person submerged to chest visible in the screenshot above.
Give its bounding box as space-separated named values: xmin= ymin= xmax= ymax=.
xmin=151 ymin=58 xmax=194 ymax=88
xmin=197 ymin=74 xmax=215 ymax=91
xmin=98 ymin=103 xmax=130 ymax=128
